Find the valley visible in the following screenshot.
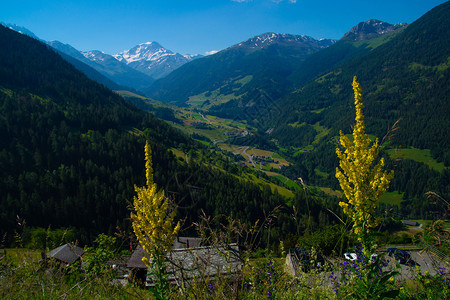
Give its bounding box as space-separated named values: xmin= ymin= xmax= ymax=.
xmin=118 ymin=90 xmax=301 ymax=198
xmin=118 ymin=86 xmax=449 ymax=212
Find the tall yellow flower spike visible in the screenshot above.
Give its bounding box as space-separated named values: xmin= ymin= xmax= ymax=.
xmin=131 ymin=141 xmax=180 ymax=264
xmin=336 ymin=77 xmax=394 ymax=246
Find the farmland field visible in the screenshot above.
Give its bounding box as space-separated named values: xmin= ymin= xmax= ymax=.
xmin=386 ymin=148 xmax=446 ymax=172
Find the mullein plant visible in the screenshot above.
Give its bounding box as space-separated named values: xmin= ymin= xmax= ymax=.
xmin=334 ymin=78 xmax=400 ymax=298
xmin=131 ymin=141 xmax=180 ymax=298
xmin=335 ymin=76 xmax=394 ymax=254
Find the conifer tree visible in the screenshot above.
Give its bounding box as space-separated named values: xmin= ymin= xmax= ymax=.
xmin=336 ymin=77 xmax=394 ymax=252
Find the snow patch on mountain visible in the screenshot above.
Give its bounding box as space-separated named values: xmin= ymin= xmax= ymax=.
xmin=113 ymin=42 xmax=201 ymax=79
xmin=82 ymin=50 xmax=110 ymax=62
xmin=184 ymin=53 xmax=203 ymax=59
xmin=113 ymin=42 xmax=176 ymax=64
xmin=1 ymin=22 xmax=41 ymax=40
xmin=236 ymin=32 xmax=336 ymax=49
xmin=342 ymin=19 xmax=407 ymax=41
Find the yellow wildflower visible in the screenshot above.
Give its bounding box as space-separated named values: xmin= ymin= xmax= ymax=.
xmin=335 ymin=77 xmax=394 ymax=250
xmin=131 ymin=141 xmax=180 ymax=262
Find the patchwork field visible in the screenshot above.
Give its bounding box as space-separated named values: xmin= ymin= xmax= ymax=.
xmin=380 ymin=191 xmax=404 ymax=206
xmin=387 ymin=148 xmax=447 ymax=172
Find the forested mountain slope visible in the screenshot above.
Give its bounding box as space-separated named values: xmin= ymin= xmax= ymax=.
xmin=272 ymin=1 xmax=449 ymax=156
xmin=0 ymin=25 xmax=314 ymax=244
xmin=56 ymin=51 xmax=123 ymax=91
xmin=48 ymin=41 xmax=154 ymax=91
xmin=145 ymin=33 xmax=335 ymax=106
xmin=288 ymin=22 xmax=406 ymax=89
xmin=269 ymin=2 xmax=449 ymax=217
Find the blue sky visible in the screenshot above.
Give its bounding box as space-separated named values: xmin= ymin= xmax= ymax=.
xmin=1 ymin=0 xmax=447 ymax=55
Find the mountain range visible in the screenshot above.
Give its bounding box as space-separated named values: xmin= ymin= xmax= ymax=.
xmin=1 ymin=24 xmax=201 ymax=91
xmin=49 ymin=40 xmax=202 ymax=90
xmin=341 ymin=19 xmax=407 ymax=41
xmin=0 ymin=24 xmax=289 ymax=241
xmin=145 ymin=32 xmax=337 ymax=106
xmin=2 ymin=19 xmax=405 ymax=101
xmin=143 ymin=20 xmax=408 ymax=109
xmin=0 ymin=1 xmax=448 ymax=238
xmin=47 ymin=40 xmax=150 ymax=91
xmin=113 ymin=41 xmax=202 ymax=79
xmin=266 ymin=2 xmax=449 ymax=213
xmin=133 ymin=2 xmax=449 ymax=218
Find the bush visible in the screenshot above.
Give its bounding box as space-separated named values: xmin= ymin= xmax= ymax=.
xmin=26 ymin=227 xmax=75 ymax=250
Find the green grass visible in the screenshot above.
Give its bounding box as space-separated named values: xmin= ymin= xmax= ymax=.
xmin=314 ymin=168 xmax=329 ymax=179
xmin=170 ymin=148 xmax=186 ymax=160
xmin=115 ymin=90 xmax=148 ymax=100
xmin=292 ymin=145 xmax=314 ymax=157
xmin=312 ymin=122 xmax=330 ymax=145
xmin=3 ymin=233 xmax=449 ymax=299
xmin=380 ymin=191 xmax=404 ymax=206
xmin=191 ymin=113 xmax=203 ymax=120
xmin=283 ymin=178 xmax=301 ymax=190
xmin=235 ymin=75 xmax=253 ymax=85
xmin=0 ymin=87 xmax=13 ymax=97
xmin=245 ymin=173 xmax=294 ymax=198
xmin=267 ymin=174 xmax=301 ymax=191
xmin=187 ymin=78 xmax=249 ymax=108
xmin=310 ymin=108 xmax=325 ymax=114
xmin=272 ymin=153 xmax=284 ymax=159
xmin=196 ymin=140 xmax=211 ymax=146
xmin=318 ymin=187 xmax=343 ymax=198
xmin=2 ymin=248 xmax=41 ymax=263
xmin=354 ymin=27 xmax=405 ymax=49
xmin=409 ymin=220 xmax=450 ymax=228
xmin=193 ymin=128 xmax=227 ymax=141
xmin=386 ymin=148 xmax=446 ymax=172
xmin=288 ymin=121 xmax=306 ymax=128
xmin=222 ymin=119 xmax=248 ymax=128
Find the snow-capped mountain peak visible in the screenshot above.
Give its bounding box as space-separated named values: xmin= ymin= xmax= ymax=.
xmin=1 ymin=22 xmax=41 ymax=40
xmin=235 ymin=32 xmax=336 ymax=50
xmin=113 ymin=42 xmax=200 ymax=79
xmin=183 ymin=53 xmax=203 ymax=60
xmin=113 ymin=41 xmax=175 ymax=64
xmin=82 ymin=50 xmax=110 ymax=63
xmin=342 ymin=19 xmax=407 ymax=41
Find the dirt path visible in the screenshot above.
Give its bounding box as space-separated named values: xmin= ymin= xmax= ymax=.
xmin=242 ymin=146 xmax=256 ymax=168
xmin=200 ymin=113 xmax=212 ymax=125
